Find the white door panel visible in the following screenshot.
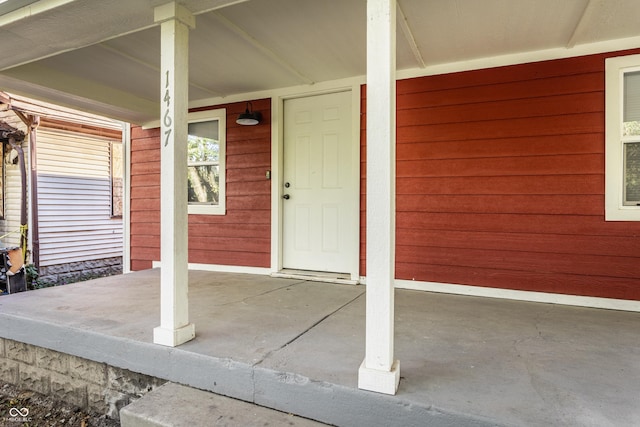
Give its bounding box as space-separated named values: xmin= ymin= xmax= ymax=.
xmin=283 ymin=91 xmax=355 ymax=273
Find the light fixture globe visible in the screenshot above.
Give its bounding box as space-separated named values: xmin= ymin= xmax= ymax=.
xmin=236 ymin=102 xmax=261 ymax=125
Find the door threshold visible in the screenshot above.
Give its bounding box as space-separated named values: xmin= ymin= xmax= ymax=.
xmin=272 ymin=269 xmax=359 ymax=285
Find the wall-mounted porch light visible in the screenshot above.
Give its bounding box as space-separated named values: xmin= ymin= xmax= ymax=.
xmin=236 ymin=102 xmax=261 ymax=126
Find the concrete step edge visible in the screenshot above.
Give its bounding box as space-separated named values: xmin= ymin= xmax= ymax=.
xmin=119 ymin=382 xmax=328 ymax=427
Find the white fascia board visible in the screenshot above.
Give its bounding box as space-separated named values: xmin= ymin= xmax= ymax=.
xmin=398 ymin=35 xmax=640 ymax=81
xmin=0 ymin=0 xmax=74 ymax=27
xmin=146 ymin=35 xmax=640 ymax=129
xmin=0 ymin=67 xmax=157 ymax=124
xmin=141 ymin=75 xmax=366 ymax=129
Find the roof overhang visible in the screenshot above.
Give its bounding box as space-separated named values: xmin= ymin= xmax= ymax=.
xmin=0 ymin=0 xmax=638 ymax=124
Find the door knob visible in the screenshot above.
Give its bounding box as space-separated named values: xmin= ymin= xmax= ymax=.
xmin=283 ymin=194 xmax=290 ymax=200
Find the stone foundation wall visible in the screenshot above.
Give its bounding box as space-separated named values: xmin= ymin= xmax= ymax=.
xmin=38 ymin=257 xmax=123 ymax=285
xmin=0 ymin=338 xmax=165 ymax=420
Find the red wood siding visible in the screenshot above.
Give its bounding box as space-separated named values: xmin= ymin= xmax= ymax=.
xmin=362 ymin=49 xmax=640 ymax=300
xmin=129 ymin=99 xmax=271 ymax=270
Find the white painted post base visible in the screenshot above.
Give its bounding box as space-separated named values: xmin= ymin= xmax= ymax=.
xmin=153 ymin=323 xmax=195 ymax=347
xmin=358 ymin=359 xmax=400 ymax=395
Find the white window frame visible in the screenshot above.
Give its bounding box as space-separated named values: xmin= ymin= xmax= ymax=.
xmin=187 ymin=108 xmax=226 ymax=215
xmin=605 ymin=54 xmax=640 ymax=221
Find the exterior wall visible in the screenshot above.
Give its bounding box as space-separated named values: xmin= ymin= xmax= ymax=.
xmin=36 ymin=127 xmax=123 ymax=276
xmin=360 ymin=49 xmax=640 ymax=300
xmin=129 ymin=99 xmax=271 ymax=271
xmin=129 ymin=52 xmax=640 ymax=300
xmin=0 ymin=111 xmax=123 ymax=282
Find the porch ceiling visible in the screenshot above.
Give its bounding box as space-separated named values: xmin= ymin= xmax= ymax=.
xmin=0 ymin=0 xmax=639 ymax=125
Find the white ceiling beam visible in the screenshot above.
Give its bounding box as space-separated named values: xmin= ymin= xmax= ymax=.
xmin=0 ymin=63 xmax=158 ymax=123
xmin=189 ymin=0 xmax=249 ymax=17
xmin=0 ymin=0 xmax=247 ymax=73
xmin=0 ymin=0 xmax=74 ymax=27
xmin=567 ymin=0 xmax=601 ymax=49
xmin=97 ymin=43 xmax=224 ymax=97
xmin=0 ymin=74 xmax=149 ymax=123
xmin=96 ymin=43 xmax=160 ymax=73
xmin=211 ymin=11 xmax=315 ymax=85
xmin=397 ymin=1 xmax=426 ymax=68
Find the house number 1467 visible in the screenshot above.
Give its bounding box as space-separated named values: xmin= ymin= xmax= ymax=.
xmin=163 ymin=70 xmax=172 ymax=147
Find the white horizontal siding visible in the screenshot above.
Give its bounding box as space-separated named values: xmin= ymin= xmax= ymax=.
xmin=37 ymin=129 xmax=122 ymax=267
xmin=40 ymin=228 xmax=122 ymax=243
xmin=34 ymin=221 xmax=121 ymax=231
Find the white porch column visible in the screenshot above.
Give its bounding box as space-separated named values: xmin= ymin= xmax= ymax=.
xmin=358 ymin=0 xmax=400 ymax=395
xmin=152 ymin=2 xmax=196 ymax=347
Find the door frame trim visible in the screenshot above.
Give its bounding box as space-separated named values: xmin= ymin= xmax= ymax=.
xmin=270 ymin=83 xmax=361 ymax=282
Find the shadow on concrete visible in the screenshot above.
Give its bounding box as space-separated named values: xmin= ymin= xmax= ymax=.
xmin=0 ymin=269 xmax=638 ymax=426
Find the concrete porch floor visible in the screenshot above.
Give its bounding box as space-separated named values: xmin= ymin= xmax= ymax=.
xmin=0 ymin=269 xmax=638 ymax=426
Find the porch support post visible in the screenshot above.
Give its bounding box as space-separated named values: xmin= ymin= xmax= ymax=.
xmin=152 ymin=2 xmax=196 ymax=347
xmin=358 ymin=0 xmax=400 ymax=394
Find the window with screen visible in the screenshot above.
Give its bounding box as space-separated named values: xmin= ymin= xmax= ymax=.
xmin=187 ymin=109 xmax=226 ymax=215
xmin=605 ymin=55 xmax=640 ymax=220
xmin=622 ymin=71 xmax=640 ymax=206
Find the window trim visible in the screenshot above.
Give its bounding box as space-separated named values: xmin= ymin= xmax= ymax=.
xmin=187 ymin=108 xmax=226 ymax=216
xmin=605 ymin=54 xmax=640 ymax=221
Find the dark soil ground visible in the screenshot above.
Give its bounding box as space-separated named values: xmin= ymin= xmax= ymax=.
xmin=0 ymin=382 xmax=119 ymax=427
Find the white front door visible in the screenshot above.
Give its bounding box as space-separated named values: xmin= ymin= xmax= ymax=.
xmin=282 ymin=91 xmax=356 ymax=274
